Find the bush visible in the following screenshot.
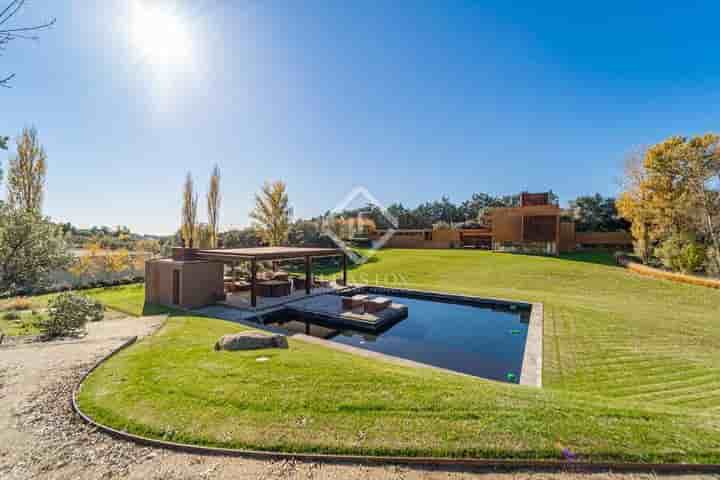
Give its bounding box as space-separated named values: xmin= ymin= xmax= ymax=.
xmin=655 ymin=233 xmax=706 ymax=274
xmin=2 ymin=311 xmax=20 ymax=320
xmin=38 ymin=292 xmax=104 ymax=338
xmin=4 ymin=297 xmax=31 ymax=311
xmin=706 ymin=248 xmax=720 ymax=277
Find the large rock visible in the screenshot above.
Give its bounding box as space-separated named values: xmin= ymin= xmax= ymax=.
xmin=214 ymin=332 xmax=288 ymax=351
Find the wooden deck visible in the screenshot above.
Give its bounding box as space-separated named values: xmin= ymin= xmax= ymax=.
xmin=218 ymin=285 xmax=344 ymax=311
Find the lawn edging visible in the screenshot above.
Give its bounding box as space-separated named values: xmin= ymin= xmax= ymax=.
xmin=71 ymin=321 xmax=720 ymax=473
xmin=617 ymin=255 xmax=720 ymax=289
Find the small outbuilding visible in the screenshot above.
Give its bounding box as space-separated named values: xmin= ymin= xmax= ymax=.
xmin=145 ymin=246 xmax=347 ymax=310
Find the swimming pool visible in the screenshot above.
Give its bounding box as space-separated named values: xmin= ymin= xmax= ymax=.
xmin=264 ymin=290 xmax=531 ymax=383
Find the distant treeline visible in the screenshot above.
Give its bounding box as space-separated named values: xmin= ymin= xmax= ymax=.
xmin=59 ymin=223 xmax=172 ymax=253
xmin=219 ymin=191 xmax=629 ymax=249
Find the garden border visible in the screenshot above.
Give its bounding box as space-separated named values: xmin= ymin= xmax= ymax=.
xmin=616 ymin=255 xmax=720 ymax=289
xmin=72 ymin=319 xmax=720 ymax=473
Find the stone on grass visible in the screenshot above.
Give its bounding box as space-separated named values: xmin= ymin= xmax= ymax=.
xmin=214 ymin=332 xmax=288 ymax=351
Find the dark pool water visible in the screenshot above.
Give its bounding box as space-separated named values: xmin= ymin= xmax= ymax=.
xmin=266 ymin=294 xmax=530 ymax=383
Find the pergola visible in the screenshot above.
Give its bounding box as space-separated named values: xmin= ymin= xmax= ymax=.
xmin=194 ymin=247 xmax=347 ymax=307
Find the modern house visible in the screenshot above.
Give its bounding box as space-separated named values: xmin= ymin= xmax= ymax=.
xmin=368 ymin=192 xmax=632 ymax=255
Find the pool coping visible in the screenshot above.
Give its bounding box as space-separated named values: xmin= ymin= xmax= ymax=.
xmin=520 ymin=302 xmax=543 ymax=387
xmin=216 ymin=285 xmax=543 ymax=388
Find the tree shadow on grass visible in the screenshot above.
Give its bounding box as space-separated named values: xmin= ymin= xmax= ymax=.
xmin=141 ymin=303 xmax=184 ymax=316
xmin=557 ymin=251 xmax=621 ymax=267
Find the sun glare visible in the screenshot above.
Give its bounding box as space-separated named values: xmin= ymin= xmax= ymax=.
xmin=129 ymin=1 xmax=192 ymax=68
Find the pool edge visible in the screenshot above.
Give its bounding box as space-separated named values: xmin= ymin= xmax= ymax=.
xmin=519 ymin=302 xmax=543 ymax=387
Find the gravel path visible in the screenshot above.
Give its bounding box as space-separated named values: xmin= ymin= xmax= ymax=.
xmin=0 ymin=315 xmax=716 ymax=480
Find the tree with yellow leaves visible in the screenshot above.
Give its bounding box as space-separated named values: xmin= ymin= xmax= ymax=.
xmin=250 ymin=181 xmax=292 ymax=247
xmin=180 ymin=172 xmax=198 ymax=248
xmin=104 ymin=249 xmax=130 ymax=275
xmin=207 ymin=164 xmax=221 ymax=248
xmin=617 ymin=134 xmax=720 ymax=272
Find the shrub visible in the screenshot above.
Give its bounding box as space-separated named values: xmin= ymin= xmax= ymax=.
xmin=4 ymin=297 xmax=31 ymax=311
xmin=706 ymin=248 xmax=720 ymax=277
xmin=2 ymin=311 xmax=20 ymax=320
xmin=655 ymin=233 xmax=706 ymax=274
xmin=38 ymin=292 xmax=104 ymax=338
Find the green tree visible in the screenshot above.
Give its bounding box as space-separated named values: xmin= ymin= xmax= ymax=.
xmin=250 ymin=181 xmax=291 ymax=246
xmin=0 ymin=206 xmax=72 ymax=295
xmin=569 ymin=194 xmax=630 ymax=232
xmin=6 ymin=126 xmax=47 ymax=212
xmin=221 ymin=228 xmax=260 ymax=248
xmin=655 ymin=233 xmax=706 ymax=274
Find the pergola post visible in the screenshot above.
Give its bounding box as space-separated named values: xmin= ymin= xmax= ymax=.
xmin=250 ymin=258 xmax=257 ymax=307
xmin=305 ymin=255 xmax=311 ymax=295
xmin=342 ymin=253 xmax=347 ymax=286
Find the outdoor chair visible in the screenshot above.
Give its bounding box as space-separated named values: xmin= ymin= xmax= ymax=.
xmin=291 ymin=277 xmax=306 ymax=291
xmin=272 ymin=271 xmax=289 ymax=281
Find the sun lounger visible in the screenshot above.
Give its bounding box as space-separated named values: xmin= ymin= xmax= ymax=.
xmin=365 ymin=297 xmax=392 ymax=313
xmin=342 ymin=294 xmax=369 ymax=311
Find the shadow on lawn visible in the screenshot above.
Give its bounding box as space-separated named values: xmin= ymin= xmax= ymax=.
xmin=141 ymin=303 xmax=183 ymax=316
xmin=557 ymin=251 xmax=621 ymax=267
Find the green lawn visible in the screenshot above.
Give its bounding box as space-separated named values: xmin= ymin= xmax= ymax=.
xmin=81 ymin=283 xmax=166 ymax=317
xmin=77 ymin=250 xmax=720 ymax=462
xmin=0 ymin=283 xmax=163 ymax=337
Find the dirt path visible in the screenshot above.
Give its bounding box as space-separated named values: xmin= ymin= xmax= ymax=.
xmin=0 ymin=315 xmax=716 ymax=479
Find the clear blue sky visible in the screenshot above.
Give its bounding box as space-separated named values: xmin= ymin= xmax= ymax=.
xmin=2 ymin=1 xmax=719 ymax=234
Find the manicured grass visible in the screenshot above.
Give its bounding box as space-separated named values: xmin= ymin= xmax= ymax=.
xmin=82 ymin=284 xmax=161 ymax=317
xmin=78 ymin=250 xmax=720 ymax=462
xmin=0 ymin=283 xmax=162 ymax=319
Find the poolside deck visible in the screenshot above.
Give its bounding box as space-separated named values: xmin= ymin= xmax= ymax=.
xmin=287 ymin=294 xmax=408 ymax=331
xmin=218 ymin=284 xmax=345 ymax=312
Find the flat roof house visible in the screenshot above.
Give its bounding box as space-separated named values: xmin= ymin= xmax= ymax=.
xmin=369 ymin=192 xmax=632 ymax=255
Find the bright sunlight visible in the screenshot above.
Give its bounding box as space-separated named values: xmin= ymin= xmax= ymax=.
xmin=128 ymin=1 xmax=192 ymax=68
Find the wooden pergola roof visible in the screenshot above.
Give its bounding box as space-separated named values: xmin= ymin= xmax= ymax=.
xmin=195 ymin=246 xmax=344 ymax=261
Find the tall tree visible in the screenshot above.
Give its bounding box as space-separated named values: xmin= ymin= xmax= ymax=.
xmin=250 ymin=181 xmax=291 ymax=246
xmin=680 ymin=134 xmax=720 ymax=272
xmin=617 ymin=134 xmax=720 ymax=270
xmin=6 ymin=126 xmax=47 ymax=212
xmin=617 ymin=152 xmax=654 ymax=262
xmin=180 ymin=172 xmax=198 ymax=248
xmin=206 ymin=164 xmax=221 ymax=248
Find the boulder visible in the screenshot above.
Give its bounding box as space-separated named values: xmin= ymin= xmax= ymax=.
xmin=214 ymin=332 xmax=288 ymax=351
